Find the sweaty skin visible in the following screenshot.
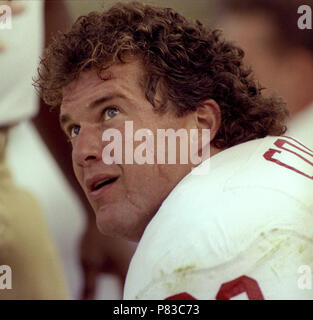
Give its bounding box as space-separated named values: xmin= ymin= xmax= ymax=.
xmin=60 ymin=59 xmax=220 ymax=242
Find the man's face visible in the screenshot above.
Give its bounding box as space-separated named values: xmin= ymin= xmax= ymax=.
xmin=60 ymin=60 xmax=196 ymax=241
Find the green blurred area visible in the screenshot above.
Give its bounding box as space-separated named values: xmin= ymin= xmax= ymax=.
xmin=66 ymin=0 xmax=218 ymax=26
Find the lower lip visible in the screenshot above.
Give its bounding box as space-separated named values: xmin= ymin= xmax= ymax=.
xmin=88 ymin=178 xmax=118 ymax=200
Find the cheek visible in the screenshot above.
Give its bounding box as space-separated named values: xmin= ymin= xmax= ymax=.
xmin=72 ymin=160 xmax=84 ymax=188
xmin=121 ymin=165 xmax=157 ymax=206
xmin=123 ymin=164 xmax=172 ymax=209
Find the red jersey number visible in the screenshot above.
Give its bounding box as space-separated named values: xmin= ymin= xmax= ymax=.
xmin=216 ymin=275 xmax=264 ymax=300
xmin=165 ymin=275 xmax=264 ymax=300
xmin=263 ymin=136 xmax=313 ymax=180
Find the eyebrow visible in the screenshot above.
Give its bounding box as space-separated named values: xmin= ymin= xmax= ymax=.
xmin=59 ymin=113 xmax=71 ymax=131
xmin=59 ymin=93 xmax=127 ymax=130
xmin=89 ymin=93 xmax=126 ymax=108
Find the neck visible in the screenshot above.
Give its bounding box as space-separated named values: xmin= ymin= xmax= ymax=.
xmin=210 ymin=144 xmax=223 ymax=158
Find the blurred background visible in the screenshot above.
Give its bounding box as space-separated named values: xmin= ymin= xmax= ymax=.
xmin=0 ymin=0 xmax=312 ymax=300
xmin=67 ymin=0 xmax=217 ymax=24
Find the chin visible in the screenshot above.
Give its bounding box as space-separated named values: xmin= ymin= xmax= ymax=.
xmin=95 ymin=202 xmax=145 ymax=242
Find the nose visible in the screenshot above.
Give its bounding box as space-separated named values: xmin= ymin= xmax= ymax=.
xmin=72 ymin=125 xmax=102 ymax=167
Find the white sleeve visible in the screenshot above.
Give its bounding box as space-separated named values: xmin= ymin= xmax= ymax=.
xmin=137 ymin=229 xmax=313 ymax=300
xmin=124 ymin=188 xmax=313 ymax=300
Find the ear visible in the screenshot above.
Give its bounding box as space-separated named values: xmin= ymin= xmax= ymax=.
xmin=195 ymin=99 xmax=221 ymax=141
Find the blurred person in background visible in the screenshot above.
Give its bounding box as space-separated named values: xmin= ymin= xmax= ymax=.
xmin=0 ymin=0 xmax=68 ymax=299
xmin=1 ymin=0 xmax=134 ymax=299
xmin=218 ymin=0 xmax=313 ymax=146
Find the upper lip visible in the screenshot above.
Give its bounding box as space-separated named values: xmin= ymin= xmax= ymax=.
xmin=85 ymin=173 xmax=119 ymax=193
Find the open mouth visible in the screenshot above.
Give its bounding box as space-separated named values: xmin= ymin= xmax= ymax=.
xmin=92 ymin=177 xmax=119 ymax=192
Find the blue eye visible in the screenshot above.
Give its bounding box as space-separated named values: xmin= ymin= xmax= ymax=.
xmin=103 ymin=107 xmax=120 ymax=121
xmin=70 ymin=125 xmax=80 ymax=138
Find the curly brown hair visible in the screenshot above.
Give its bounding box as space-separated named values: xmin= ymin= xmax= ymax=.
xmin=35 ymin=1 xmax=288 ymax=149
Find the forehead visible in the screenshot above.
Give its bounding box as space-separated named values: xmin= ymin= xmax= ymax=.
xmin=61 ymin=59 xmax=145 ymax=113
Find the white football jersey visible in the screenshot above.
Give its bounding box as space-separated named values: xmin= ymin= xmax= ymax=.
xmin=287 ymin=102 xmax=313 ymax=148
xmin=124 ymin=136 xmax=313 ymax=300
